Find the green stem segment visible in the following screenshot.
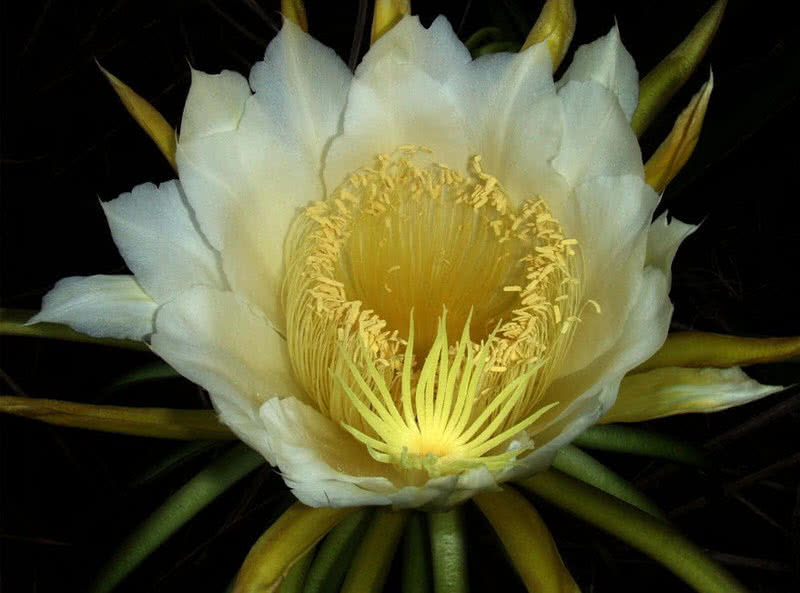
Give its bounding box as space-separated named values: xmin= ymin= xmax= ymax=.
xmin=519 ymin=470 xmax=749 ymax=593
xmin=90 ymin=444 xmax=265 ymax=593
xmin=303 ymin=508 xmax=373 ymax=593
xmin=552 ymin=445 xmax=667 ymax=520
xmin=428 ymin=507 xmax=469 ymax=593
xmin=573 ymin=424 xmax=711 ymax=468
xmin=402 ymin=513 xmax=432 ymax=593
xmin=340 ymin=508 xmax=409 ymax=593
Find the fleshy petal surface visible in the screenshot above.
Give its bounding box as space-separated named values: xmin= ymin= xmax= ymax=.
xmin=102 ymin=180 xmax=226 ymax=303
xmin=558 ymin=25 xmax=639 ymax=121
xmin=552 ymin=80 xmax=643 ymax=189
xmin=29 ymin=275 xmax=156 ymax=340
xmin=180 ymin=69 xmax=251 ymax=142
xmin=150 ymin=286 xmax=303 ymax=461
xmin=323 ymin=16 xmax=470 ymax=191
xmin=177 ymin=20 xmax=351 ymax=330
xmin=557 ymin=174 xmax=659 ymax=376
xmin=646 ymin=211 xmax=697 ymax=285
xmin=446 ymin=42 xmax=566 ymax=207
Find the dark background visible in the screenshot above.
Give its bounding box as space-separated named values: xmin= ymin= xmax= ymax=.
xmin=1 ymin=1 xmax=799 ymax=591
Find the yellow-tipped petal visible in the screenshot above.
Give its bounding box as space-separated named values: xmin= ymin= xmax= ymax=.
xmin=281 ymin=0 xmax=308 ymax=32
xmin=474 ymin=488 xmax=580 ymax=593
xmin=97 ymin=63 xmax=177 ymax=171
xmin=603 ymin=366 xmax=784 ymax=424
xmin=0 ymin=396 xmax=235 ymax=440
xmin=632 ymin=0 xmax=726 ymax=136
xmin=340 ymin=509 xmax=409 ymax=593
xmin=371 ymin=0 xmax=410 ymax=45
xmin=645 ymin=74 xmax=713 ymax=193
xmin=234 ymin=503 xmax=357 ymax=593
xmin=634 ymin=331 xmax=800 ymax=373
xmin=521 ymin=0 xmax=576 ymax=71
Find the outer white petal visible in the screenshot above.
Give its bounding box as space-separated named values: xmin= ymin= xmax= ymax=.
xmin=180 ymin=69 xmax=251 ymax=142
xmin=552 ymin=81 xmax=643 ymax=188
xmin=102 ymin=180 xmax=226 ymax=304
xmin=559 ymin=25 xmax=639 ymax=121
xmin=177 ymin=20 xmax=351 ymax=330
xmin=323 ymin=18 xmax=470 ymax=191
xmin=358 ymin=15 xmax=471 ymax=85
xmin=446 ymin=42 xmax=566 ymax=206
xmin=557 ymin=174 xmax=659 ymax=376
xmin=258 ymin=396 xmax=504 ymax=509
xmin=150 ymin=286 xmax=304 ymax=462
xmin=29 ymin=275 xmax=156 ymax=340
xmin=647 ymin=211 xmax=698 ymax=285
xmin=548 ymin=265 xmax=673 ymax=424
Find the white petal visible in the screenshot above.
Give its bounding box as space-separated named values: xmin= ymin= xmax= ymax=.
xmin=550 ymin=265 xmax=673 ymax=417
xmin=323 ymin=20 xmax=470 ymax=190
xmin=559 ymin=25 xmax=639 ymax=121
xmin=180 ymin=69 xmax=251 ymax=142
xmin=102 ymin=180 xmax=226 ymax=303
xmin=358 ymin=15 xmax=471 ymax=85
xmin=150 ymin=286 xmax=303 ymax=460
xmin=29 ymin=275 xmax=156 ymax=340
xmin=177 ymin=20 xmax=351 ymax=330
xmin=557 ymin=175 xmax=659 ymax=376
xmin=259 ymin=396 xmax=504 ymax=509
xmin=446 ymin=43 xmax=566 ymax=205
xmin=606 ymin=366 xmax=785 ymax=423
xmin=647 ymin=212 xmax=697 ymax=285
xmin=552 ymin=81 xmax=643 ymax=188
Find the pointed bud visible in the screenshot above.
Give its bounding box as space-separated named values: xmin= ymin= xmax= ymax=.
xmin=634 ymin=330 xmax=800 ymax=373
xmin=371 ymin=0 xmax=410 ymax=45
xmin=645 ymin=73 xmax=713 ymax=193
xmin=522 ymin=0 xmax=576 ymax=71
xmin=97 ymin=63 xmax=177 ymax=171
xmin=281 ymin=0 xmax=308 ymax=32
xmin=632 ymin=0 xmax=726 ymax=136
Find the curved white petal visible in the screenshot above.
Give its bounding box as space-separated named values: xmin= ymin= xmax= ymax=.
xmin=549 ymin=265 xmax=673 ymax=422
xmin=559 ymin=25 xmax=639 ymax=121
xmin=150 ymin=286 xmax=304 ymax=461
xmin=556 ymin=174 xmax=659 ymax=376
xmin=552 ymin=80 xmax=643 ymax=189
xmin=180 ymin=69 xmax=251 ymax=142
xmin=360 ymin=15 xmax=470 ymax=85
xmin=102 ymin=180 xmax=226 ymax=303
xmin=647 ymin=212 xmax=697 ymax=285
xmin=29 ymin=275 xmax=156 ymax=340
xmin=323 ymin=18 xmax=470 ymax=191
xmin=446 ymin=42 xmax=566 ymax=206
xmin=177 ymin=20 xmax=351 ymax=330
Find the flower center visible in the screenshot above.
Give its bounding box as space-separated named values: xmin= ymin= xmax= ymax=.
xmin=283 ymin=148 xmax=587 ymax=476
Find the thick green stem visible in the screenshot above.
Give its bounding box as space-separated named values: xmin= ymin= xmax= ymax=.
xmin=519 ymin=470 xmax=749 ymax=593
xmin=90 ymin=444 xmax=264 ymax=593
xmin=573 ymin=424 xmax=711 ymax=468
xmin=428 ymin=507 xmax=469 ymax=593
xmin=402 ymin=512 xmax=432 ymax=593
xmin=552 ymin=445 xmax=667 ymax=520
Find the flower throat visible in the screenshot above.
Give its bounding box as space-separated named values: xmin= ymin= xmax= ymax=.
xmin=283 ymin=148 xmax=586 ymax=475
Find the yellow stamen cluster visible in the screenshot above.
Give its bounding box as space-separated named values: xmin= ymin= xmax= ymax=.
xmin=283 ymin=148 xmax=585 ymax=476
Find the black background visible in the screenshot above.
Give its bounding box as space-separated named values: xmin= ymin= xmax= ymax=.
xmin=1 ymin=1 xmax=799 ymax=592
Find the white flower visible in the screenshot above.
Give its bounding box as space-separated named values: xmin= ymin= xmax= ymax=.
xmin=32 ymin=16 xmax=694 ymax=508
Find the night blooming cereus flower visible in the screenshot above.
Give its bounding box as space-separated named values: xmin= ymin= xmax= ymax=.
xmin=31 ymin=14 xmax=693 ymax=508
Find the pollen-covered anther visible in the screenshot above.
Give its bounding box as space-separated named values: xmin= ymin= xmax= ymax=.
xmin=282 ymin=147 xmax=588 ymax=475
